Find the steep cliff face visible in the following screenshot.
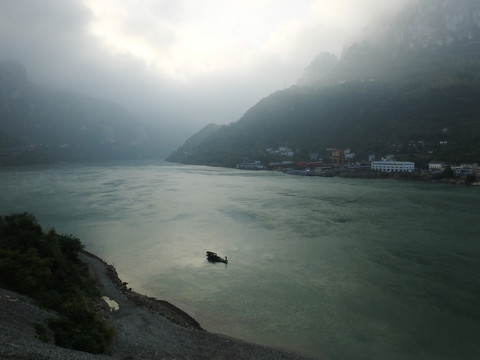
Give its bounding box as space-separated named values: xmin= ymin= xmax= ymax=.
xmin=388 ymin=0 xmax=480 ymax=49
xmin=297 ymin=52 xmax=338 ymax=86
xmin=301 ymin=0 xmax=480 ymax=86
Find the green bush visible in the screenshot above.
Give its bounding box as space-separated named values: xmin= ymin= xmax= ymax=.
xmin=0 ymin=212 xmax=115 ymax=354
xmin=49 ymin=299 xmax=115 ymax=354
xmin=34 ymin=323 xmax=50 ymax=343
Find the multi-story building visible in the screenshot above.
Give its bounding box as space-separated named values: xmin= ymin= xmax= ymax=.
xmin=428 ymin=162 xmax=445 ymax=172
xmin=371 ymin=161 xmax=415 ymax=173
xmin=450 ymin=164 xmax=473 ymax=176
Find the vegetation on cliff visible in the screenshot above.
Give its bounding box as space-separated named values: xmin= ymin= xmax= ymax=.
xmin=167 ymin=1 xmax=480 ymax=168
xmin=167 ymin=80 xmax=480 ymax=168
xmin=0 ymin=212 xmax=115 ymax=354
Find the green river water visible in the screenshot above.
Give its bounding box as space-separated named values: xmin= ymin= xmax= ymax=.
xmin=1 ymin=161 xmax=479 ymax=359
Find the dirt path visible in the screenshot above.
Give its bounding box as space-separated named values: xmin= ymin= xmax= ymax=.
xmin=80 ymin=252 xmax=139 ymax=318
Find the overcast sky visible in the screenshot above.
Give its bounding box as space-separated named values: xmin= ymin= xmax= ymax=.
xmin=0 ymin=0 xmax=413 ymax=134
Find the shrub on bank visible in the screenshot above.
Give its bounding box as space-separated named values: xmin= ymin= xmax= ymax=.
xmin=48 ymin=298 xmax=115 ymax=353
xmin=0 ymin=212 xmax=115 ymax=354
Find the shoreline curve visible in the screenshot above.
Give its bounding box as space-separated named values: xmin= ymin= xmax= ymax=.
xmin=79 ymin=249 xmax=316 ymax=359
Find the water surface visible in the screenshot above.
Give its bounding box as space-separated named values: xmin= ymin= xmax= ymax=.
xmin=1 ymin=161 xmax=479 ymax=359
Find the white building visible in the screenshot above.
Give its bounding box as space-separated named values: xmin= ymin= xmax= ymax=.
xmin=450 ymin=164 xmax=473 ymax=176
xmin=371 ymin=161 xmax=415 ymax=173
xmin=280 ymin=148 xmax=294 ymax=157
xmin=428 ymin=162 xmax=445 ymax=172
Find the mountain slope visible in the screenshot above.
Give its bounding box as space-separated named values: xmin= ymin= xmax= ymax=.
xmin=168 ymin=123 xmax=220 ymax=160
xmin=168 ymin=0 xmax=480 ymax=167
xmin=0 ymin=61 xmax=163 ymax=164
xmin=168 ymin=81 xmax=480 ymax=167
xmin=300 ymin=0 xmax=480 ymax=87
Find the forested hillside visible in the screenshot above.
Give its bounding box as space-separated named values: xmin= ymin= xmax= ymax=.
xmin=168 ymin=0 xmax=480 ymax=168
xmin=168 ymin=80 xmax=480 ymax=167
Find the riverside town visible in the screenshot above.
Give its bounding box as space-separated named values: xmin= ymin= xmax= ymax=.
xmin=236 ymin=147 xmax=480 ymax=185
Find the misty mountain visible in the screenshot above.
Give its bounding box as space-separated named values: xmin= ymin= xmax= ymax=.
xmin=170 ymin=123 xmax=220 ymax=159
xmin=0 ymin=61 xmax=168 ymax=165
xmin=300 ymin=0 xmax=480 ymax=87
xmin=297 ymin=52 xmax=338 ymax=86
xmin=168 ymin=0 xmax=480 ymax=167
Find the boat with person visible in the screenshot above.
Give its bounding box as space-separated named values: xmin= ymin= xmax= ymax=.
xmin=206 ymin=251 xmax=228 ymax=263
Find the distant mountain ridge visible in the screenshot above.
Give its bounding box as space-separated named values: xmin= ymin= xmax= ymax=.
xmin=168 ymin=0 xmax=480 ymax=167
xmin=300 ymin=0 xmax=480 ymax=86
xmin=389 ymin=0 xmax=480 ymax=49
xmin=0 ymin=61 xmax=164 ymax=164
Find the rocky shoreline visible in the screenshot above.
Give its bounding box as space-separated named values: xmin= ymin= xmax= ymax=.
xmin=82 ymin=250 xmax=203 ymax=331
xmin=1 ymin=250 xmax=315 ymax=359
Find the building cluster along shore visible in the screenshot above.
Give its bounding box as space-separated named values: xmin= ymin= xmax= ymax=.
xmin=237 ymin=147 xmax=480 ymax=185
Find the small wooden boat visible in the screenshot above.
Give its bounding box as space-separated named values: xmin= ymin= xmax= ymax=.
xmin=206 ymin=251 xmax=228 ymax=263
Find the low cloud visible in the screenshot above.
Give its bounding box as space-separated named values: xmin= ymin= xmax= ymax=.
xmin=0 ymin=0 xmax=415 ymax=135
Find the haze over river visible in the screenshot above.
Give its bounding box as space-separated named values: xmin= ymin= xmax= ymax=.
xmin=1 ymin=161 xmax=479 ymax=360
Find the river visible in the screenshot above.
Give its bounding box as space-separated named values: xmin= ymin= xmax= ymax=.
xmin=1 ymin=160 xmax=479 ymax=360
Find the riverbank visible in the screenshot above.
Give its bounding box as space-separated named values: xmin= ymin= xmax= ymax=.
xmin=283 ymin=166 xmax=480 ymax=185
xmin=81 ymin=250 xmax=203 ymax=331
xmin=1 ymin=250 xmax=314 ymax=360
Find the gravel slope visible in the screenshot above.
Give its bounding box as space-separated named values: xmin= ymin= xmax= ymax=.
xmin=0 ymin=288 xmax=112 ymax=360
